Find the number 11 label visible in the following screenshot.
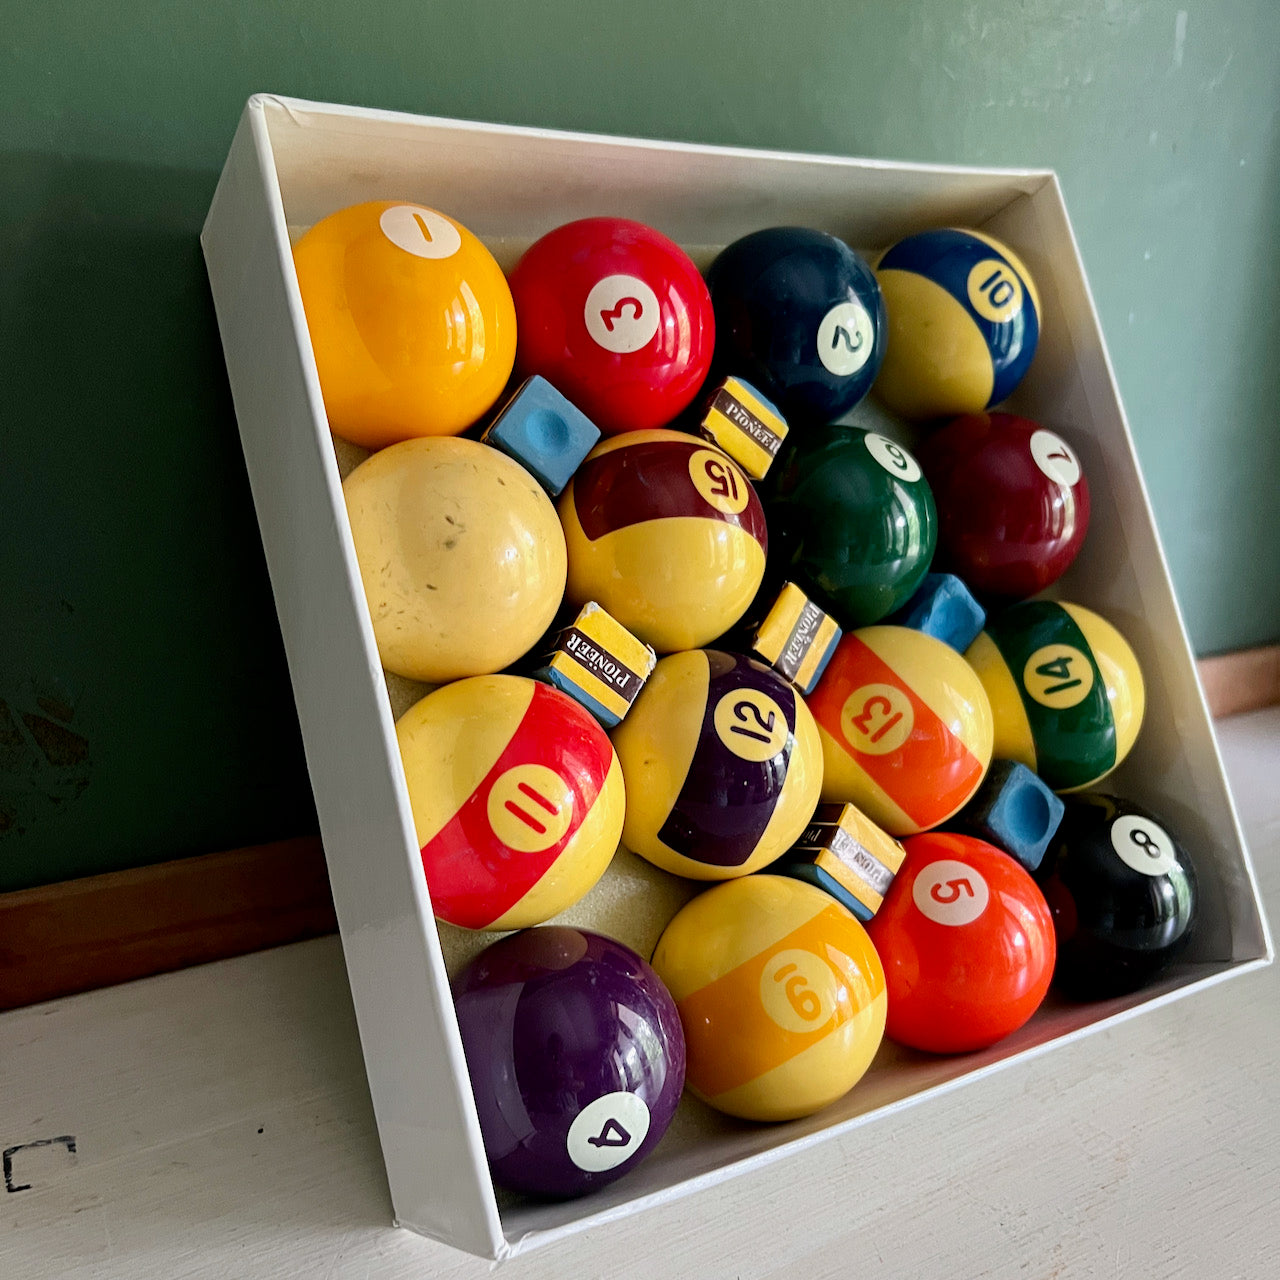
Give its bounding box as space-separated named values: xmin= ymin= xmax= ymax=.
xmin=566 ymin=1091 xmax=652 ymax=1172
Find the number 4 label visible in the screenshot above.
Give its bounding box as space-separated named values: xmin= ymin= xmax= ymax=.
xmin=566 ymin=1092 xmax=652 ymax=1173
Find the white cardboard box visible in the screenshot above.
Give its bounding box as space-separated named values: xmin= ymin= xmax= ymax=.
xmin=200 ymin=94 xmax=1272 ymax=1260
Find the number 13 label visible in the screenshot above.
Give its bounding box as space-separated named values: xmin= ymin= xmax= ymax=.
xmin=913 ymin=859 xmax=990 ymax=926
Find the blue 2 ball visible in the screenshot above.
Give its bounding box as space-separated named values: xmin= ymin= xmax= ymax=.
xmin=706 ymin=227 xmax=886 ymax=426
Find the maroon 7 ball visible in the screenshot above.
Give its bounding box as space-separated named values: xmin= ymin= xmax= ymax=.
xmin=918 ymin=413 xmax=1091 ymax=600
xmin=452 ymin=927 xmax=685 ymax=1199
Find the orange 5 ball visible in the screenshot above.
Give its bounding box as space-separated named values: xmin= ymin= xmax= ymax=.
xmin=293 ymin=200 xmax=517 ymax=448
xmin=867 ymin=832 xmax=1055 ymax=1053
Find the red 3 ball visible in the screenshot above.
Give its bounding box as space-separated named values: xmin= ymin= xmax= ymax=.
xmin=866 ymin=831 xmax=1055 ymax=1053
xmin=508 ymin=217 xmax=715 ymax=435
xmin=917 ymin=413 xmax=1090 ymax=600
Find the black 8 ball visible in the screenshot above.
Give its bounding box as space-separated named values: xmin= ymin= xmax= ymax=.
xmin=1035 ymin=793 xmax=1198 ymax=999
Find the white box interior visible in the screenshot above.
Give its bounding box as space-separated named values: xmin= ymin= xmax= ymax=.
xmin=201 ymin=95 xmax=1272 ymax=1260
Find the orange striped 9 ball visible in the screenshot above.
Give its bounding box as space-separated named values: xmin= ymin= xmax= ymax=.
xmin=652 ymin=875 xmax=886 ymax=1122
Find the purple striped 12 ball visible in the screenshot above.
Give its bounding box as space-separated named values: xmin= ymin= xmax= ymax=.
xmin=452 ymin=927 xmax=685 ymax=1198
xmin=609 ymin=650 xmax=824 ymax=878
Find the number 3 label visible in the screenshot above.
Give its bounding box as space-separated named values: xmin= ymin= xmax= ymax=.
xmin=566 ymin=1092 xmax=651 ymax=1172
xmin=913 ymin=859 xmax=990 ymax=926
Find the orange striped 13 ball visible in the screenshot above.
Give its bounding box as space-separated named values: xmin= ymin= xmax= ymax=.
xmin=558 ymin=430 xmax=768 ymax=653
xmin=396 ymin=675 xmax=625 ymax=929
xmin=806 ymin=626 xmax=994 ymax=836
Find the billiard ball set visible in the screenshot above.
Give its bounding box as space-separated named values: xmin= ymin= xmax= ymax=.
xmin=205 ymin=101 xmax=1265 ymax=1256
xmin=287 ymin=193 xmax=1204 ymax=1203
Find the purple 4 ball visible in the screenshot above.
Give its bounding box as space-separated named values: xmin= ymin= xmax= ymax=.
xmin=453 ymin=927 xmax=686 ymax=1199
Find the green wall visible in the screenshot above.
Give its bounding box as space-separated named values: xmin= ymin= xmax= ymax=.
xmin=2 ymin=1 xmax=1277 ymax=891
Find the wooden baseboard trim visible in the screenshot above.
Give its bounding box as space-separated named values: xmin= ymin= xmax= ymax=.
xmin=1197 ymin=645 xmax=1280 ymax=720
xmin=0 ymin=836 xmax=336 ymax=1011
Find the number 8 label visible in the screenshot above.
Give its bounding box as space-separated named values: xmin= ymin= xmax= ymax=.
xmin=913 ymin=859 xmax=990 ymax=926
xmin=1111 ymin=815 xmax=1178 ymax=877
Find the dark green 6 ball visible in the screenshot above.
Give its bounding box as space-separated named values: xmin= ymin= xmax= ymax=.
xmin=766 ymin=424 xmax=937 ymax=628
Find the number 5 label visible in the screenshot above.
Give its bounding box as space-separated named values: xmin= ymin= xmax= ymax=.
xmin=913 ymin=859 xmax=990 ymax=926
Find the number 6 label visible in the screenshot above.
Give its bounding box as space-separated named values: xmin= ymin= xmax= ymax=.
xmin=913 ymin=859 xmax=990 ymax=926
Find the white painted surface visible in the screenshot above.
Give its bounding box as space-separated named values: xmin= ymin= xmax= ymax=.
xmin=1 ymin=707 xmax=1275 ymax=1279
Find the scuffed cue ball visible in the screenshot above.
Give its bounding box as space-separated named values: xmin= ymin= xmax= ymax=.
xmin=293 ymin=200 xmax=517 ymax=447
xmin=343 ymin=436 xmax=567 ymax=683
xmin=397 ymin=675 xmax=624 ymax=930
xmin=652 ymin=875 xmax=885 ymax=1121
xmin=559 ymin=430 xmax=768 ymax=653
xmin=609 ymin=649 xmax=823 ymax=879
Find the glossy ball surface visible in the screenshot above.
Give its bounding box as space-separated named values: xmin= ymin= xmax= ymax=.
xmin=652 ymin=875 xmax=885 ymax=1121
xmin=559 ymin=430 xmax=767 ymax=652
xmin=397 ymin=676 xmax=624 ymax=929
xmin=707 ymin=227 xmax=886 ymax=424
xmin=807 ymin=626 xmax=993 ymax=836
xmin=867 ymin=832 xmax=1056 ymax=1053
xmin=293 ymin=201 xmax=516 ymax=447
xmin=610 ymin=650 xmax=823 ymax=879
xmin=1036 ymin=793 xmax=1198 ymax=998
xmin=453 ymin=928 xmax=685 ymax=1198
xmin=509 ymin=217 xmax=714 ymax=435
xmin=343 ymin=437 xmax=566 ymax=682
xmin=874 ymin=228 xmax=1040 ymax=421
xmin=767 ymin=425 xmax=937 ymax=628
xmin=965 ymin=601 xmax=1145 ymax=793
xmin=919 ymin=413 xmax=1091 ymax=599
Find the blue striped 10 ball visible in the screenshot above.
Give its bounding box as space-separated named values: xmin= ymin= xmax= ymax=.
xmin=873 ymin=228 xmax=1041 ymax=421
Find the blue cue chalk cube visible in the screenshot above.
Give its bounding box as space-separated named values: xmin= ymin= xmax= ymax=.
xmin=956 ymin=759 xmax=1065 ymax=872
xmin=481 ymin=375 xmax=601 ymax=496
xmin=888 ymin=572 xmax=986 ymax=652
